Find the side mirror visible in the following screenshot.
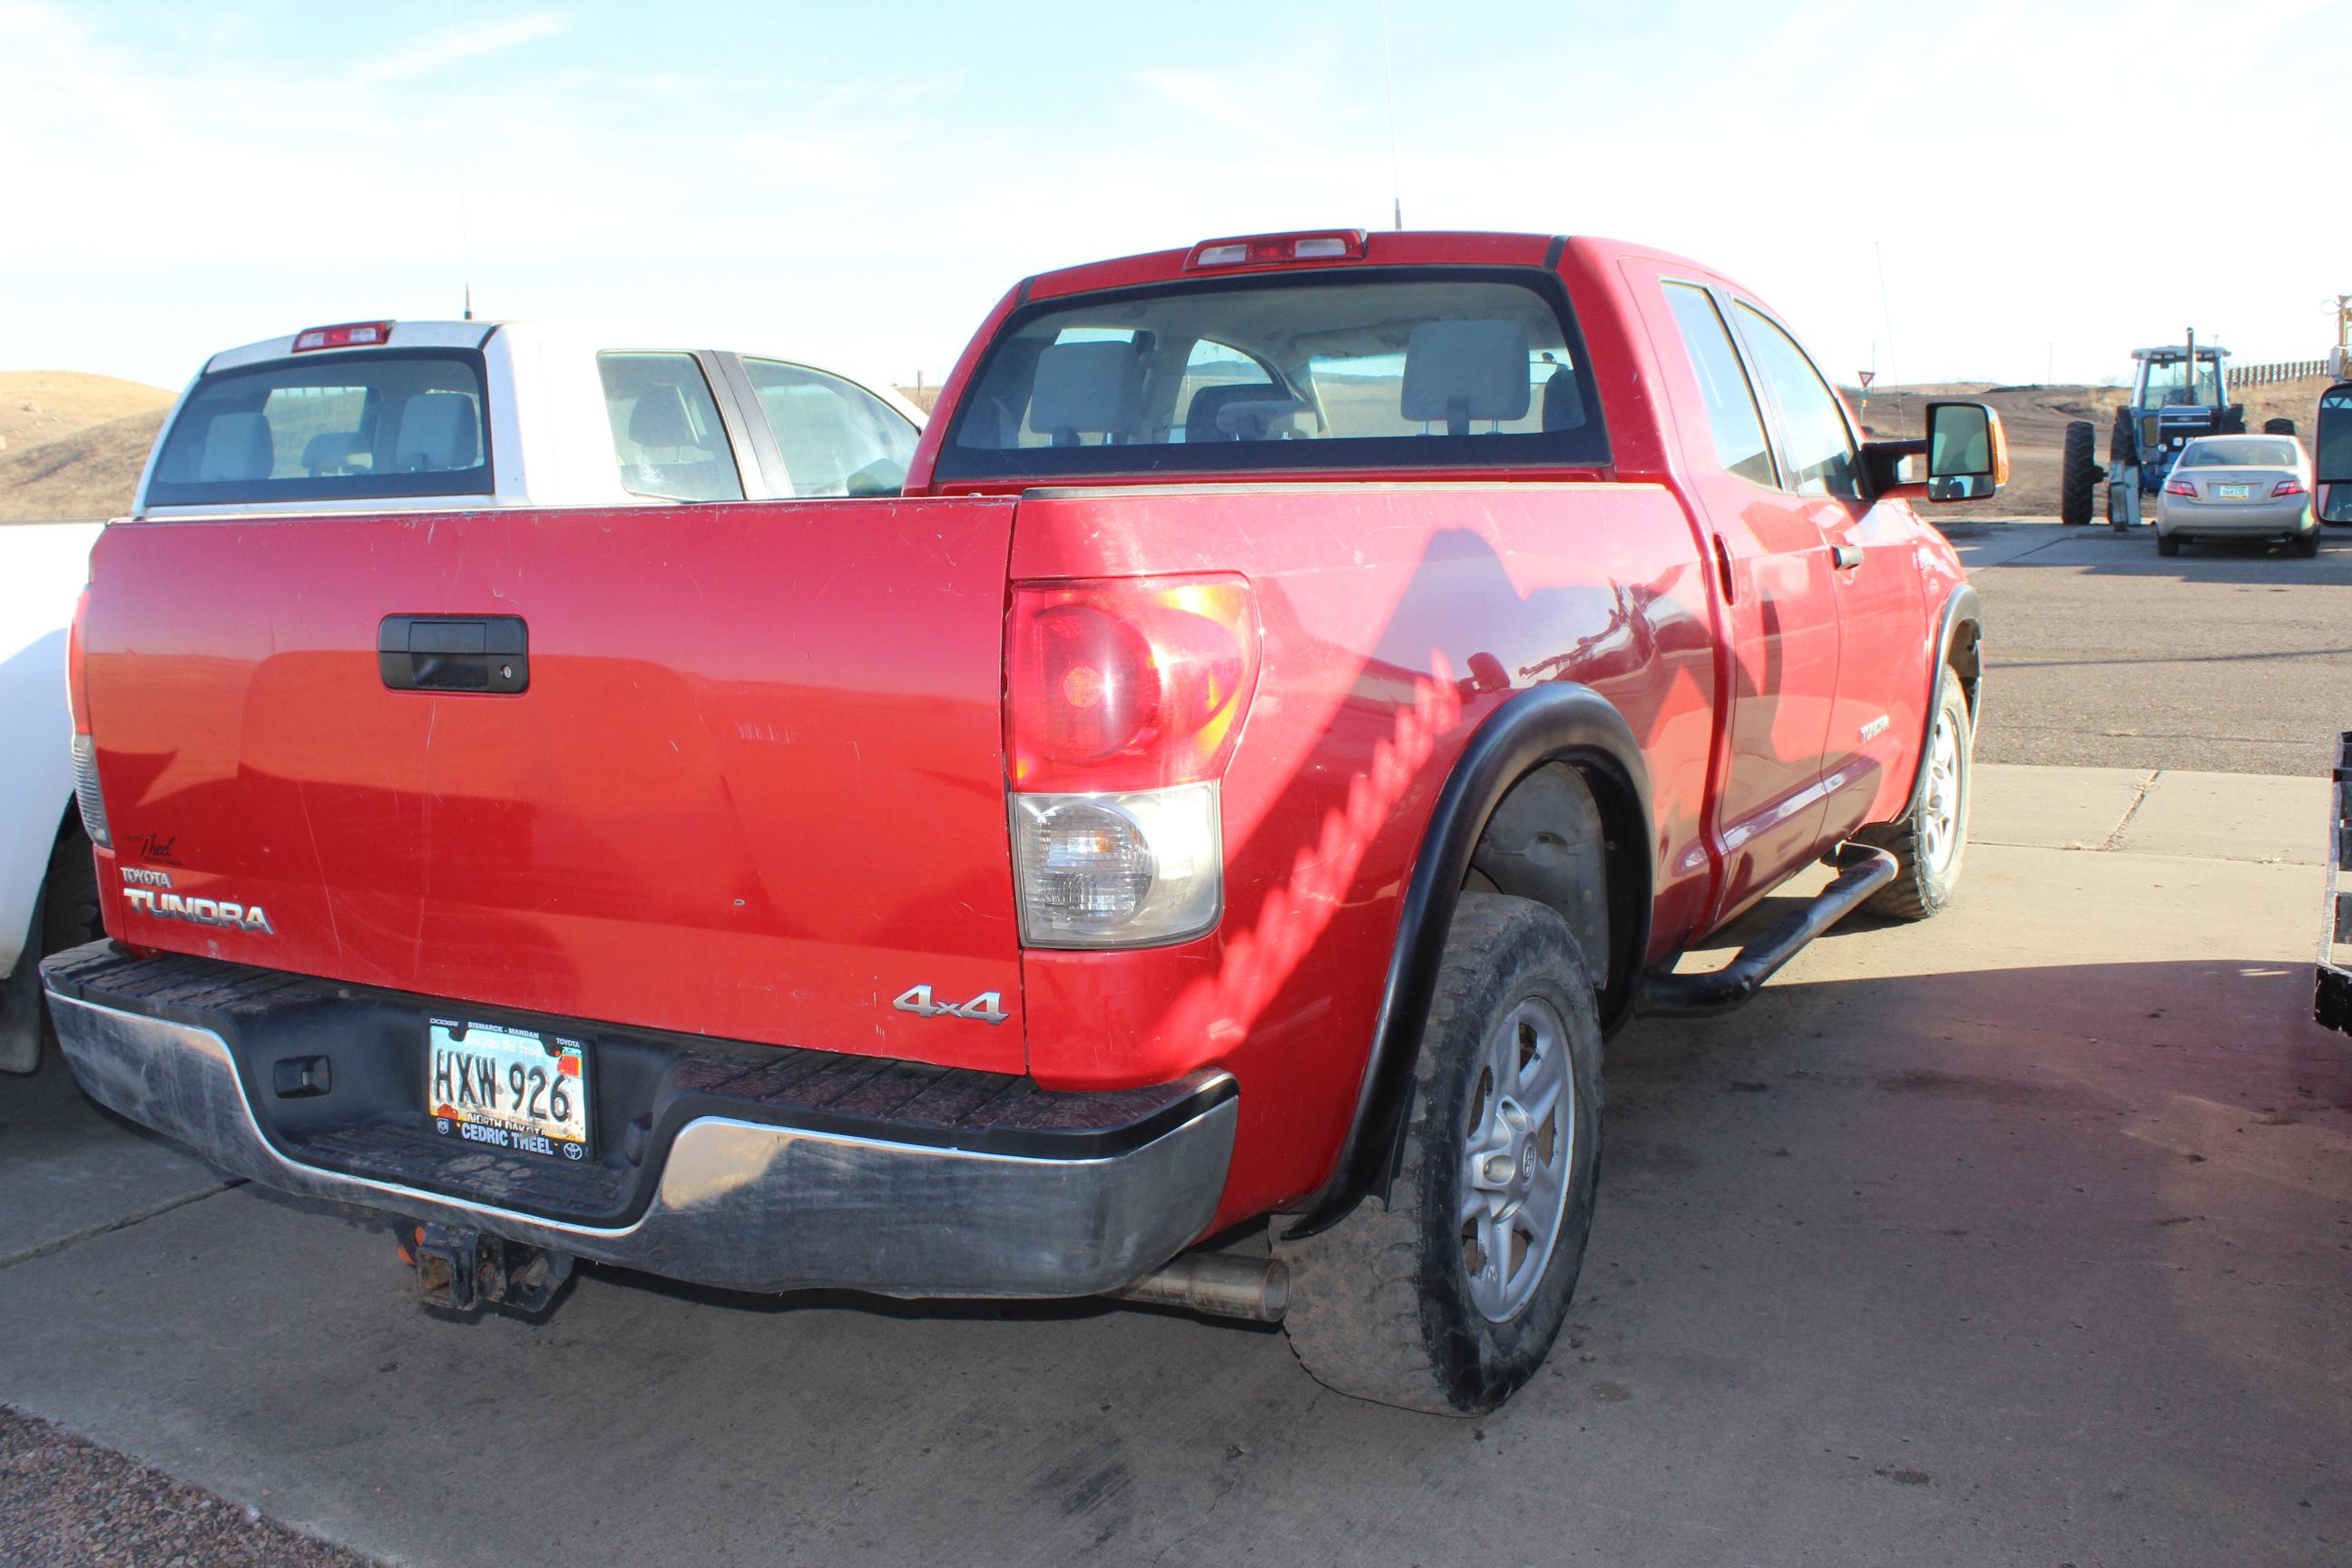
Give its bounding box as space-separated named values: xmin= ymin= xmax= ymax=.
xmin=1924 ymin=401 xmax=2008 ymax=503
xmin=2318 ymin=383 xmax=2352 ymax=524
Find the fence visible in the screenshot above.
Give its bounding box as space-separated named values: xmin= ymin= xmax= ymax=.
xmin=2227 ymin=359 xmax=2332 ymax=387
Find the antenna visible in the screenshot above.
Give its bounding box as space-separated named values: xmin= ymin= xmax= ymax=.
xmin=1380 ymin=0 xmax=1403 ymax=230
xmin=1874 ymin=240 xmax=1897 ymax=387
xmin=449 ymin=0 xmax=475 ymax=319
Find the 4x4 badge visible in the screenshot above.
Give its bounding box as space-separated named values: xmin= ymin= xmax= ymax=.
xmin=892 ymin=985 xmax=1010 ymax=1025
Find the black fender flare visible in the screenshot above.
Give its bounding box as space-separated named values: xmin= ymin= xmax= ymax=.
xmin=1284 ymin=683 xmax=1652 ymax=1238
xmin=1899 ymin=583 xmax=1984 ymax=818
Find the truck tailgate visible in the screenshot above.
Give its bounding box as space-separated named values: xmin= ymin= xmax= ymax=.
xmin=81 ymin=499 xmax=1026 ymax=1073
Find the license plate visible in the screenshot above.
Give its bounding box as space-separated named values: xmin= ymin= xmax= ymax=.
xmin=2217 ymin=484 xmax=2252 ymax=499
xmin=426 ymin=1019 xmax=591 ymax=1161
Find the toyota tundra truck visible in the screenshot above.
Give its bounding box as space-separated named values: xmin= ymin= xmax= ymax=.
xmin=44 ymin=230 xmax=1994 ymax=1415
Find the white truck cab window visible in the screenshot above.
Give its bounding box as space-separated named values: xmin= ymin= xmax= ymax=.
xmin=740 ymin=359 xmax=916 ymax=497
xmin=596 ymin=352 xmax=745 ymax=503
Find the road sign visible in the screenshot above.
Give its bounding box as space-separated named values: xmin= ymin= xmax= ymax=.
xmin=1857 ymin=370 xmax=1877 ymax=388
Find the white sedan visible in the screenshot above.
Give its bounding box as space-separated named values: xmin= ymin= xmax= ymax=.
xmin=2155 ymin=435 xmax=2319 ymax=558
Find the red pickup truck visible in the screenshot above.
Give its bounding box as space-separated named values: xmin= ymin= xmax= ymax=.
xmin=45 ymin=229 xmax=1995 ymax=1415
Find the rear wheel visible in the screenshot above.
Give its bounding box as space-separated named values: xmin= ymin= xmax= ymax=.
xmin=0 ymin=818 xmax=100 ymax=1074
xmin=1854 ymin=669 xmax=1972 ymax=920
xmin=2220 ymin=404 xmax=2248 ymax=435
xmin=2110 ymin=407 xmax=2136 ymax=464
xmin=1274 ymin=893 xmax=1602 ymax=1415
xmin=2157 ymin=531 xmax=2181 ymax=557
xmin=2264 ymin=416 xmax=2298 ymax=436
xmin=2059 ymin=421 xmax=2098 ymax=524
xmin=2292 ymin=529 xmax=2319 ymax=559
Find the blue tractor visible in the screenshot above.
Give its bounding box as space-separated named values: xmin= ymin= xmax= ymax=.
xmin=2060 ymin=334 xmax=2256 ymax=529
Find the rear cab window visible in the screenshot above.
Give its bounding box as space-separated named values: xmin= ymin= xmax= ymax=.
xmin=935 ymin=269 xmax=1608 ymax=480
xmin=145 ymin=350 xmax=489 ymax=507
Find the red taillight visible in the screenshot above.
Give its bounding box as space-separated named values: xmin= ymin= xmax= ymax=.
xmin=66 ymin=585 xmax=92 ymax=735
xmin=292 ymin=319 xmax=393 ymax=352
xmin=1183 ymin=230 xmax=1367 ymax=270
xmin=2273 ymin=478 xmax=2307 ymax=497
xmin=1008 ymin=575 xmax=1259 ymax=793
xmin=2165 ymin=479 xmax=2196 ymax=497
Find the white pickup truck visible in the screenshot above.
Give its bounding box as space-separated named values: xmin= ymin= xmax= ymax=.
xmin=3 ymin=318 xmax=922 ymax=1071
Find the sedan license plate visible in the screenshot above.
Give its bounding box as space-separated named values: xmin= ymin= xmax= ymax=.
xmin=426 ymin=1019 xmax=591 ymax=1161
xmin=2216 ymin=484 xmax=2253 ymax=499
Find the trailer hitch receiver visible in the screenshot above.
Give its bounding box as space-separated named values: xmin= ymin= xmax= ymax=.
xmin=408 ymin=1223 xmax=575 ymax=1317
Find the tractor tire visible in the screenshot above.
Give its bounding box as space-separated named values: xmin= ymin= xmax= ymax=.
xmin=2059 ymin=421 xmax=2098 ymax=524
xmin=2264 ymin=416 xmax=2297 ymax=436
xmin=2220 ymin=404 xmax=2248 ymax=435
xmin=2110 ymin=407 xmax=2136 ymax=464
xmin=1273 ymin=894 xmax=1602 ymax=1416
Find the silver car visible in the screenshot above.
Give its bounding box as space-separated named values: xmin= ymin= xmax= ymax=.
xmin=2155 ymin=435 xmax=2319 ymax=557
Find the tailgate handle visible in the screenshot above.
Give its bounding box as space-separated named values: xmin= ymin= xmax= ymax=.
xmin=377 ymin=615 xmax=529 ymax=694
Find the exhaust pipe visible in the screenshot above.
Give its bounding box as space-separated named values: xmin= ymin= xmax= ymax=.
xmin=1111 ymin=1252 xmax=1289 ymax=1322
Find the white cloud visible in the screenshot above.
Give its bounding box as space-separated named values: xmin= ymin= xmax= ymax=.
xmin=355 ymin=12 xmax=566 ymax=83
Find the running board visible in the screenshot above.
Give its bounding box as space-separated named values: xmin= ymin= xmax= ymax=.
xmin=1636 ymin=843 xmax=1899 ymax=1017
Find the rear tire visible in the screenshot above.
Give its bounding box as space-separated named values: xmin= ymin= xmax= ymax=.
xmin=1273 ymin=894 xmax=1602 ymax=1416
xmin=2264 ymin=416 xmax=2298 ymax=436
xmin=1853 ymin=669 xmax=1972 ymax=920
xmin=2059 ymin=421 xmax=2097 ymax=524
xmin=1 ymin=818 xmax=99 ymax=1075
xmin=2292 ymin=530 xmax=2319 ymax=559
xmin=2220 ymin=404 xmax=2247 ymax=435
xmin=2109 ymin=407 xmax=2136 ymax=464
xmin=2157 ymin=532 xmax=2181 ymax=557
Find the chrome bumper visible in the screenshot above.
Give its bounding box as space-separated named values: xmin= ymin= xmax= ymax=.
xmin=45 ymin=976 xmax=1236 ymax=1300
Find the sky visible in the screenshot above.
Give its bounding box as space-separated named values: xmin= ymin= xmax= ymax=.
xmin=5 ymin=0 xmax=2348 ymax=394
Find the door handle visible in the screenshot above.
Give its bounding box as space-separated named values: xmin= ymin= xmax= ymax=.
xmin=378 ymin=615 xmax=529 ymax=694
xmin=1831 ymin=543 xmax=1865 ymax=571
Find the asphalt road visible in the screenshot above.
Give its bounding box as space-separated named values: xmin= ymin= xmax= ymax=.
xmin=2 ymin=763 xmax=2346 ymax=1568
xmin=1951 ymin=519 xmax=2352 ymax=777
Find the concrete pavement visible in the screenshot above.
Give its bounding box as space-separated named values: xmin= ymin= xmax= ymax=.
xmin=0 ymin=764 xmax=2345 ymax=1567
xmin=1950 ymin=519 xmax=2352 ymax=777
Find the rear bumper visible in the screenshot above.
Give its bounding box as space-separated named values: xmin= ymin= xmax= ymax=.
xmin=2156 ymin=499 xmax=2313 ymax=535
xmin=41 ymin=943 xmax=1236 ymax=1299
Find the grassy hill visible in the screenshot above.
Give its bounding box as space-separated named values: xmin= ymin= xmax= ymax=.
xmin=0 ymin=407 xmax=171 ymax=521
xmin=0 ymin=371 xmax=175 ymax=521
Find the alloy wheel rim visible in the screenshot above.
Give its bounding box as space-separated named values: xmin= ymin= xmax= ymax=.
xmin=1459 ymin=995 xmax=1573 ymax=1323
xmin=1921 ymin=708 xmax=1963 ymax=876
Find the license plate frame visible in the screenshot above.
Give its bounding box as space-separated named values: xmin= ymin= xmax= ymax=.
xmin=426 ymin=1019 xmax=593 ymax=1161
xmin=2216 ymin=483 xmax=2253 ymax=499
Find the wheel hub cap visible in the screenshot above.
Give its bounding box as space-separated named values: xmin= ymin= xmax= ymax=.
xmin=1459 ymin=997 xmax=1574 ymax=1323
xmin=1922 ymin=707 xmax=1964 ymax=876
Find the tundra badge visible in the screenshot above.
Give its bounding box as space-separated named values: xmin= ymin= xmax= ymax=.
xmin=120 ymin=870 xmax=276 ymax=935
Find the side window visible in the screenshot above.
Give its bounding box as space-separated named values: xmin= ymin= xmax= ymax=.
xmin=740 ymin=359 xmax=918 ymax=497
xmin=1661 ymin=284 xmax=1777 ymax=488
xmin=1731 ymin=305 xmax=1864 ymax=501
xmin=596 ymin=351 xmax=745 ymax=503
